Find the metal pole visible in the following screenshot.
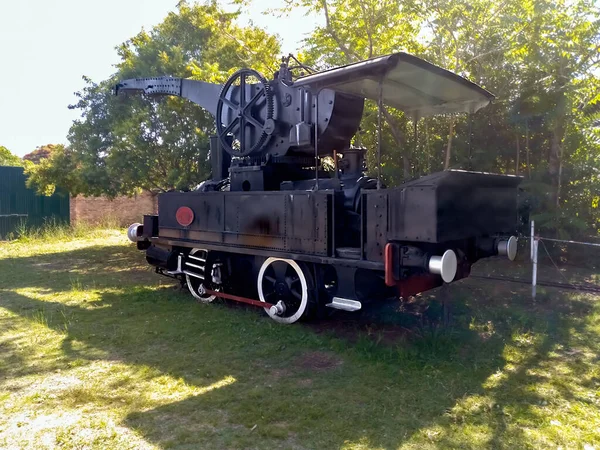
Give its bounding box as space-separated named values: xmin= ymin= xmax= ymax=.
xmin=377 ymin=79 xmax=383 ymax=189
xmin=530 ymin=220 xmax=535 ymax=261
xmin=314 ymin=90 xmax=320 ymax=190
xmin=413 ymin=117 xmax=418 ymax=172
xmin=532 ymin=237 xmax=538 ymax=300
xmin=333 ymin=149 xmax=339 ymax=180
xmin=468 ymin=113 xmax=473 ymax=170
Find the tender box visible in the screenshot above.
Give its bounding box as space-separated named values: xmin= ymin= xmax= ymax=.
xmin=386 ymin=170 xmax=521 ymax=243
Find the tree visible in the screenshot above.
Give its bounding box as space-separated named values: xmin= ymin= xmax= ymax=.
xmin=29 ymin=1 xmax=280 ymax=197
xmin=24 ymin=145 xmax=81 ymax=196
xmin=0 ymin=146 xmax=23 ymax=167
xmin=271 ymin=0 xmax=600 ymax=236
xmin=276 ymin=0 xmax=424 ymax=181
xmin=28 ymin=0 xmax=600 ymax=237
xmin=23 ymin=144 xmax=56 ymax=164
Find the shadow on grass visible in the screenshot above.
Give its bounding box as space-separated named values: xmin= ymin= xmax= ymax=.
xmin=0 ymin=244 xmax=598 ymax=448
xmin=0 ymin=244 xmax=154 ymax=293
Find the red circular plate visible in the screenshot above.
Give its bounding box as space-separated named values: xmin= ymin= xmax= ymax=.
xmin=176 ymin=206 xmax=194 ymax=227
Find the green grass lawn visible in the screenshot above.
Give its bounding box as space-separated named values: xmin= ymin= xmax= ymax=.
xmin=1 ymin=230 xmax=599 ymax=449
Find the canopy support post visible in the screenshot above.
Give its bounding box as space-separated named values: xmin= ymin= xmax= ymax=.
xmin=377 ymin=78 xmax=383 ymax=190
xmin=413 ymin=115 xmax=418 ymax=173
xmin=333 ymin=149 xmax=339 ymax=180
xmin=314 ymin=90 xmax=320 ymax=190
xmin=467 ymin=112 xmax=473 ymax=170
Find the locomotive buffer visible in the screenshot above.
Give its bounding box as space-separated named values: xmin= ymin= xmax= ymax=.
xmin=117 ymin=52 xmax=520 ymax=324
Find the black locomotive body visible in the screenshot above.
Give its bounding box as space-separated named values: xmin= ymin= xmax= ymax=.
xmin=119 ymin=52 xmax=520 ymax=324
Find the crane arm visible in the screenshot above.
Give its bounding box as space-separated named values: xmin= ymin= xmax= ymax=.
xmin=115 ymin=77 xmax=222 ymax=117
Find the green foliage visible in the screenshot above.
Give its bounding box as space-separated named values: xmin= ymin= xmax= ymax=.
xmin=31 ymin=0 xmax=600 ymax=237
xmin=276 ymin=0 xmax=600 ymax=237
xmin=36 ymin=1 xmax=280 ymax=198
xmin=22 ymin=144 xmax=56 ymax=164
xmin=25 ymin=144 xmax=81 ymax=196
xmin=0 ymin=146 xmax=23 ymax=167
xmin=6 ymin=216 xmax=118 ymax=244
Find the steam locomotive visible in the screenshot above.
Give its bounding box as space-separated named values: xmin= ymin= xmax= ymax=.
xmin=117 ymin=52 xmax=520 ymax=324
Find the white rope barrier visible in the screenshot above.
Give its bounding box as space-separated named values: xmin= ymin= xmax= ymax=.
xmin=529 ymin=220 xmax=600 ymax=299
xmin=538 ymin=236 xmax=600 ymax=248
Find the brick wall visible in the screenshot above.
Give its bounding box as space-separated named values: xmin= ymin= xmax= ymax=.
xmin=70 ymin=191 xmax=158 ymax=227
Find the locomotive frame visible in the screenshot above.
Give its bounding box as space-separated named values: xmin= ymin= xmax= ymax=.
xmin=118 ymin=52 xmax=520 ymax=324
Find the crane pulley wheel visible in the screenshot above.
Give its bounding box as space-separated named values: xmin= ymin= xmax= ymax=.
xmin=215 ymin=68 xmax=275 ymax=157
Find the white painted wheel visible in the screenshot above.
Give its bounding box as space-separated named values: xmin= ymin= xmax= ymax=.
xmin=185 ymin=248 xmax=216 ymax=303
xmin=257 ymin=257 xmax=309 ymax=324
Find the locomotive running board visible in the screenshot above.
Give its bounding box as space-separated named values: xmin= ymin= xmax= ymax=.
xmin=325 ymin=297 xmax=362 ymax=312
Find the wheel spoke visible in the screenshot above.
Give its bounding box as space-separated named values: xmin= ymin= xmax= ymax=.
xmin=245 ymin=114 xmax=264 ymax=130
xmin=243 ymin=90 xmax=265 ymax=111
xmin=272 ymin=261 xmax=288 ymax=283
xmin=221 ymin=116 xmax=239 ymax=135
xmin=264 ymin=275 xmax=276 ymax=284
xmin=239 ymin=116 xmax=246 ymax=152
xmin=240 ymin=73 xmax=246 ymax=108
xmin=221 ymin=96 xmax=238 ymax=110
xmin=287 ymin=276 xmax=300 ymax=290
xmin=290 ymin=288 xmax=302 ymax=300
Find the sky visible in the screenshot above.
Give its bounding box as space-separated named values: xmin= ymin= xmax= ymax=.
xmin=0 ymin=0 xmax=319 ymax=156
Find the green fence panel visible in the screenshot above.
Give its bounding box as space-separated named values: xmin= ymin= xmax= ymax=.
xmin=0 ymin=166 xmax=70 ymax=239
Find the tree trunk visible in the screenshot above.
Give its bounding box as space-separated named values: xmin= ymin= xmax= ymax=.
xmin=516 ymin=133 xmax=520 ymax=175
xmin=444 ymin=116 xmax=455 ymax=170
xmin=549 ymin=87 xmax=567 ymax=207
xmin=556 ymin=130 xmax=564 ymax=208
xmin=549 ymin=115 xmax=566 ymax=208
xmin=525 ymin=120 xmax=530 ymax=178
xmin=382 ymin=107 xmax=411 ymax=179
xmin=425 ymin=119 xmax=430 ymax=173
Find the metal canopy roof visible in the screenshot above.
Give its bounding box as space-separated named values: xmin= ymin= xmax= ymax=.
xmin=293 ymin=52 xmax=494 ymax=117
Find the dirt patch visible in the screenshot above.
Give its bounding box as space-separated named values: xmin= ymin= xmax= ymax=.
xmin=308 ymin=313 xmax=414 ymax=346
xmin=271 ymin=368 xmax=292 ymax=380
xmin=294 ymin=351 xmax=343 ymax=372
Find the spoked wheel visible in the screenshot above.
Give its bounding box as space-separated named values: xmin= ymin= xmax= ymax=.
xmin=215 ymin=68 xmax=275 ymax=157
xmin=257 ymin=257 xmax=314 ymax=324
xmin=184 ymin=248 xmax=218 ymax=303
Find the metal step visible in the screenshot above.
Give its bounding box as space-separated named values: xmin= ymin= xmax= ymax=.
xmin=336 ymin=247 xmax=361 ymax=259
xmin=325 ymin=297 xmax=362 ymax=312
xmin=167 ymin=254 xmax=184 ymax=275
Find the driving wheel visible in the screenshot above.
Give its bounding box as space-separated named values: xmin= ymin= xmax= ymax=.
xmin=257 ymin=257 xmax=314 ymax=324
xmin=184 ymin=248 xmax=218 ymax=303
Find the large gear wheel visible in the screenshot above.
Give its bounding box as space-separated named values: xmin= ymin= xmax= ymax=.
xmin=215 ymin=69 xmax=275 ymax=157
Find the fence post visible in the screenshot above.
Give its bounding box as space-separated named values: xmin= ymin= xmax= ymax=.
xmin=530 ymin=220 xmax=535 ymax=261
xmin=532 ymin=237 xmax=538 ymax=300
